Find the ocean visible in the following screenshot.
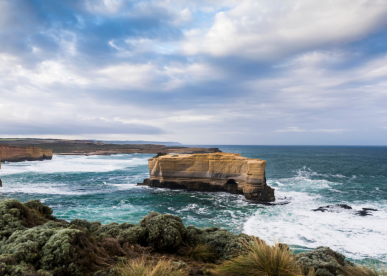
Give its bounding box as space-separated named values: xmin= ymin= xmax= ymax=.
xmin=0 ymin=146 xmax=386 ymax=263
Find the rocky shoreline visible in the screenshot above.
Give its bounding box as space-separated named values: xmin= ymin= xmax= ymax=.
xmin=0 ymin=199 xmax=360 ymax=276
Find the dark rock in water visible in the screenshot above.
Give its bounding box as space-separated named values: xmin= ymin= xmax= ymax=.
xmin=257 ymin=197 xmax=291 ymax=206
xmin=336 ymin=204 xmax=352 ymax=209
xmin=295 ymin=246 xmax=354 ymax=276
xmin=362 ymin=208 xmax=378 ymax=211
xmin=0 ymin=179 xmax=2 ymax=187
xmin=313 ymin=204 xmax=352 ymax=212
xmin=355 ymin=210 xmax=372 ymax=216
xmin=313 ymin=204 xmax=377 ymax=216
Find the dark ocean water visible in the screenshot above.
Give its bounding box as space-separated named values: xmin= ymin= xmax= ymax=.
xmin=0 ymin=146 xmax=386 ymax=263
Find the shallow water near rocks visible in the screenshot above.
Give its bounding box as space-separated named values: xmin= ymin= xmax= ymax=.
xmin=0 ymin=146 xmax=386 ymax=263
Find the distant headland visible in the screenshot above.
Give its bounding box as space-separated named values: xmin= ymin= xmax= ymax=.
xmin=0 ymin=138 xmax=220 ymax=156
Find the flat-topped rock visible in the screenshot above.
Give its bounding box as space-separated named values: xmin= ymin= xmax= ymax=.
xmin=138 ymin=152 xmax=275 ymax=202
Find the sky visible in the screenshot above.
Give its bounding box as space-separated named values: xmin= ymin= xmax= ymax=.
xmin=0 ymin=0 xmax=387 ymax=145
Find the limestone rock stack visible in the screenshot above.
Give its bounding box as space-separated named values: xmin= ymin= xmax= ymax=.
xmin=0 ymin=145 xmax=52 ymax=162
xmin=138 ymin=152 xmax=275 ymax=202
xmin=0 ymin=145 xmax=53 ymax=187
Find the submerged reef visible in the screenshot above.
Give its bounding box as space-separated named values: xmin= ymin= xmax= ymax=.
xmin=0 ymin=199 xmax=356 ymax=276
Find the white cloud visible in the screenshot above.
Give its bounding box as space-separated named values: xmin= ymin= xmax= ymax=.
xmin=167 ymin=115 xmax=217 ymax=122
xmin=183 ymin=0 xmax=387 ymax=59
xmin=85 ymin=0 xmax=124 ymax=14
xmin=95 ymin=63 xmax=157 ymax=89
xmin=173 ymin=8 xmax=193 ymax=26
xmin=275 ymin=128 xmax=346 ymax=133
xmin=1 ymin=0 xmax=387 ymax=144
xmin=311 ymin=129 xmax=347 ymax=133
xmin=275 ymin=127 xmax=307 ymax=133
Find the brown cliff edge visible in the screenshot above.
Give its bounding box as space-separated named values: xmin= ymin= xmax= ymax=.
xmin=0 ymin=145 xmax=53 ymax=186
xmin=0 ymin=145 xmax=53 ymax=162
xmin=0 ymin=139 xmax=221 ymax=155
xmin=138 ymin=152 xmax=275 ymax=202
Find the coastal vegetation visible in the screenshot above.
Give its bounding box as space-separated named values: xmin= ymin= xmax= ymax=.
xmin=0 ymin=198 xmax=384 ymax=276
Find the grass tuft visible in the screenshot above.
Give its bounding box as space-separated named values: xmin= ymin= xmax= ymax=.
xmin=186 ymin=244 xmax=217 ymax=263
xmin=341 ymin=263 xmax=387 ymax=276
xmin=117 ymin=257 xmax=189 ymax=276
xmin=216 ymin=238 xmax=303 ymax=276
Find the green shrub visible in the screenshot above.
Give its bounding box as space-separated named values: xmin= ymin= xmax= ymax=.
xmin=140 ymin=212 xmax=186 ymax=250
xmin=0 ymin=227 xmax=56 ymax=263
xmin=295 ymin=246 xmax=354 ymax=276
xmin=119 ymin=225 xmax=148 ymax=245
xmin=24 ymin=199 xmax=54 ymax=219
xmin=198 ymin=228 xmax=254 ymax=260
xmin=69 ymin=218 xmax=101 ymax=232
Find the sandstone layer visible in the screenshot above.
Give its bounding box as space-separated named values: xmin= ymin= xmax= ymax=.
xmin=138 ymin=152 xmax=275 ymax=202
xmin=0 ymin=145 xmax=53 ymax=162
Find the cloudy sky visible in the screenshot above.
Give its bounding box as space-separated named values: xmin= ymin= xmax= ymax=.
xmin=1 ymin=0 xmax=387 ymax=145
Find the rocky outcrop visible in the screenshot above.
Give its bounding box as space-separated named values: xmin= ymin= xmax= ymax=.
xmin=138 ymin=152 xmax=275 ymax=202
xmin=0 ymin=145 xmax=52 ymax=162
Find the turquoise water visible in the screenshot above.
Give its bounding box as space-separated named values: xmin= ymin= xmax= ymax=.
xmin=0 ymin=146 xmax=386 ymax=263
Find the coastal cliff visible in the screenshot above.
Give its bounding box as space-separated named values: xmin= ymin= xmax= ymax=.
xmin=0 ymin=145 xmax=52 ymax=162
xmin=138 ymin=152 xmax=275 ymax=202
xmin=0 ymin=139 xmax=221 ymax=155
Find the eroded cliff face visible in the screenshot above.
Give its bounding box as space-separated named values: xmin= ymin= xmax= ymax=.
xmin=139 ymin=152 xmax=275 ymax=202
xmin=0 ymin=145 xmax=53 ymax=162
